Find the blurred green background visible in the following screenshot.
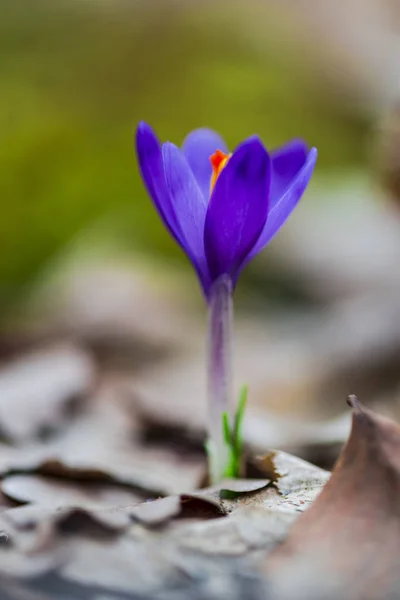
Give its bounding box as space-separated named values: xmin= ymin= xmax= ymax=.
xmin=0 ymin=0 xmax=372 ymax=309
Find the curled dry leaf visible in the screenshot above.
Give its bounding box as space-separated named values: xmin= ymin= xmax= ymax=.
xmin=0 ymin=382 xmax=205 ymax=497
xmin=1 ymin=475 xmax=142 ymax=509
xmin=159 ymin=461 xmax=328 ymax=559
xmin=120 ymin=496 xmax=181 ymax=526
xmin=267 ymin=396 xmax=400 ymax=600
xmin=128 ymin=494 xmax=224 ymax=525
xmin=251 ymin=450 xmax=330 ymax=513
xmin=193 ymin=479 xmax=270 ymax=502
xmin=0 ymin=344 xmax=95 ymax=443
xmin=0 ymin=492 xmax=226 ymax=564
xmin=0 ymin=503 xmax=131 ymax=549
xmin=0 ymin=504 xmax=132 ymax=583
xmin=212 ymin=479 xmax=271 ymax=495
xmin=178 ymin=495 xmax=226 ymax=520
xmin=190 ymin=479 xmax=272 ymax=515
xmin=12 ymin=445 xmax=205 ymax=498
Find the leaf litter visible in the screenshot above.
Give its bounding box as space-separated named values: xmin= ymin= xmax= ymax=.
xmin=2 ymin=262 xmax=400 ymax=598
xmin=265 ymin=395 xmax=400 ymax=600
xmin=2 ymin=389 xmax=400 ymax=599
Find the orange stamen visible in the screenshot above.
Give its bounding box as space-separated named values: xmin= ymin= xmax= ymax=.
xmin=210 ymin=149 xmax=231 ymax=193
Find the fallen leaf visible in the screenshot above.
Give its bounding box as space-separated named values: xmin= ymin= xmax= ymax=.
xmin=251 ymin=450 xmax=330 ymax=512
xmin=267 ymin=396 xmax=400 ymax=600
xmin=232 ymin=506 xmax=297 ymax=550
xmin=169 ymin=514 xmax=254 ymax=557
xmin=0 ymin=504 xmax=130 ymax=547
xmin=0 ymin=344 xmax=95 ymax=443
xmin=1 ymin=475 xmax=142 ymax=509
xmin=0 ymin=381 xmax=205 ymax=497
xmin=60 ymin=535 xmax=183 ymax=595
xmin=218 ymin=479 xmax=271 ymax=495
xmin=194 ymin=478 xmax=270 ymax=501
xmin=167 ymin=505 xmax=296 ymax=558
xmin=179 ymin=495 xmax=226 ymax=519
xmin=110 ymin=494 xmax=225 ymax=527
xmin=128 ymin=496 xmax=182 ymax=525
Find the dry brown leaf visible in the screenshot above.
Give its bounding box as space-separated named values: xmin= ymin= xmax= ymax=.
xmin=0 ymin=344 xmax=95 ymax=443
xmin=251 ymin=450 xmax=330 ymax=512
xmin=0 ymin=503 xmax=131 ymax=548
xmin=1 ymin=475 xmax=142 ymax=509
xmin=60 ymin=535 xmax=183 ymax=595
xmin=194 ymin=478 xmax=270 ymax=501
xmin=0 ymin=503 xmax=132 ymax=584
xmin=12 ymin=444 xmax=204 ymax=498
xmin=267 ymin=396 xmax=400 ymax=600
xmin=208 ymin=478 xmax=271 ymax=495
xmin=232 ymin=506 xmax=297 ymax=550
xmin=0 ymin=381 xmax=205 ymax=496
xmin=58 ymin=506 xmax=285 ymax=594
xmin=128 ymin=494 xmax=224 ymax=525
xmin=179 ymin=495 xmax=226 ymax=519
xmin=189 ymin=479 xmax=271 ymax=515
xmin=0 ymin=492 xmax=225 ymax=561
xmin=165 ymin=506 xmax=295 ymax=558
xmin=159 ymin=459 xmax=328 ymax=559
xmin=168 ymin=514 xmax=255 ymax=557
xmin=127 ymin=496 xmax=182 ymax=525
xmin=175 ymin=451 xmax=329 ymax=522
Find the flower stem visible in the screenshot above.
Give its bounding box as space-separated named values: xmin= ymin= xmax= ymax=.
xmin=207 ymin=274 xmax=233 ymax=484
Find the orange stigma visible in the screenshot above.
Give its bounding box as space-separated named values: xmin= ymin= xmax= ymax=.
xmin=210 ymin=149 xmax=231 ymax=193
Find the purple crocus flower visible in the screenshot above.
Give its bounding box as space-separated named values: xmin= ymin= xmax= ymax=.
xmin=135 ymin=121 xmax=317 ymax=483
xmin=135 ymin=121 xmax=317 ymax=299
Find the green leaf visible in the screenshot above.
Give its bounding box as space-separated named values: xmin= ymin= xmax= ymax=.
xmin=222 ymin=411 xmax=232 ymax=447
xmin=233 ymin=384 xmax=248 ymax=457
xmin=205 ymin=386 xmax=249 ymax=482
xmin=220 ymin=385 xmax=249 ymax=480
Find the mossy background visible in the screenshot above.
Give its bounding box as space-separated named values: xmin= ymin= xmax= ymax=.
xmin=0 ymin=0 xmax=371 ymax=308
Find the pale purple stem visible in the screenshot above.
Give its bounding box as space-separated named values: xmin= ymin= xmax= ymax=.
xmin=207 ymin=274 xmax=233 ymax=484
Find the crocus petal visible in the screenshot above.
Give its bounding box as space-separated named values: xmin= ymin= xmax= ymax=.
xmin=162 ymin=142 xmax=210 ymax=291
xmin=182 ymin=128 xmax=228 ymax=200
xmin=204 ymin=136 xmax=271 ymax=284
xmin=271 ymin=139 xmax=309 ymax=199
xmin=135 ymin=122 xmax=185 ymax=247
xmin=248 ymin=146 xmax=318 ymax=259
